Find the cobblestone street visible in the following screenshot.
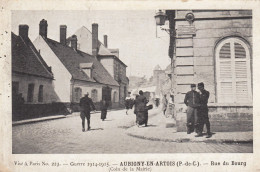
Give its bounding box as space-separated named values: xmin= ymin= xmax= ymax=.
xmin=12 ymin=109 xmax=252 ymax=154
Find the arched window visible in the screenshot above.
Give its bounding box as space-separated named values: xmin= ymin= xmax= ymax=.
xmin=113 ymin=91 xmax=118 ymax=103
xmin=215 ymin=37 xmax=252 ymax=103
xmin=91 ymin=89 xmax=98 ymax=102
xmin=74 ymin=87 xmax=82 ymax=102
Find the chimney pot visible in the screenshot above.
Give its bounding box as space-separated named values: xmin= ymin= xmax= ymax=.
xmin=60 ymin=25 xmax=67 ymax=45
xmin=92 ymin=23 xmax=99 ymax=57
xmin=39 ymin=19 xmax=48 ymax=38
xmin=104 ymin=35 xmax=108 ymax=48
xmin=71 ymin=35 xmax=78 ymax=50
xmin=19 ymin=25 xmax=29 ymax=39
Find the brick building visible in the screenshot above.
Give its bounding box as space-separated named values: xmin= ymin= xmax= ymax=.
xmin=67 ymin=24 xmax=128 ymax=105
xmin=169 ymin=10 xmax=253 ymax=132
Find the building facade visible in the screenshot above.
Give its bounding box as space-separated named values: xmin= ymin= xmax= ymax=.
xmin=67 ymin=24 xmax=128 ymax=105
xmin=171 ymin=10 xmax=253 ymax=132
xmin=33 ymin=20 xmax=120 ymax=111
xmin=12 ymin=26 xmax=62 ymax=120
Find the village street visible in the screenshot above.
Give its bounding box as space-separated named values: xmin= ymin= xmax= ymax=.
xmin=12 ymin=109 xmax=252 ymax=154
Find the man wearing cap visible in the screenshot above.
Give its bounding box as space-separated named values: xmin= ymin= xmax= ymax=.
xmin=79 ymin=93 xmax=96 ymax=132
xmin=196 ymin=82 xmax=211 ymax=138
xmin=184 ymin=84 xmax=200 ymax=134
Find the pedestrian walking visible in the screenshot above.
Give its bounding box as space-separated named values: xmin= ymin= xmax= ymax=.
xmin=100 ymin=99 xmax=109 ymax=121
xmin=169 ymin=94 xmax=175 ymax=119
xmin=79 ymin=93 xmax=96 ymax=132
xmin=125 ymin=95 xmax=131 ymax=115
xmin=162 ymin=94 xmax=168 ymax=115
xmin=184 ymin=84 xmax=200 ymax=134
xmin=134 ymin=90 xmax=149 ymax=127
xmin=155 ymin=98 xmax=160 ymax=108
xmin=195 ymin=82 xmax=211 ymax=138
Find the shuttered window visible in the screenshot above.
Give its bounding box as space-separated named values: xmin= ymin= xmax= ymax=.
xmin=91 ymin=89 xmax=98 ymax=102
xmin=74 ymin=87 xmax=82 ymax=102
xmin=216 ymin=38 xmax=252 ymax=103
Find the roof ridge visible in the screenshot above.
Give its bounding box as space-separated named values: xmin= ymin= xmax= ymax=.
xmin=43 ymin=36 xmax=119 ymax=86
xmin=20 ymin=36 xmax=53 ymax=78
xmin=47 ymin=37 xmax=93 ymax=56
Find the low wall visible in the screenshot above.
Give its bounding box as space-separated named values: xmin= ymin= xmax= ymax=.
xmin=176 ymin=105 xmax=253 ymax=132
xmin=70 ymin=102 xmax=124 ymax=112
xmin=13 ymin=102 xmax=125 ymax=121
xmin=12 ymin=102 xmax=71 ymax=121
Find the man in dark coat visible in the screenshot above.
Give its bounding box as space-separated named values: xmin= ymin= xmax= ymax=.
xmin=184 ymin=84 xmax=200 ymax=134
xmin=79 ymin=93 xmax=96 ymax=132
xmin=196 ymin=82 xmax=211 ymax=138
xmin=135 ymin=90 xmax=148 ymax=127
xmin=100 ymin=99 xmax=109 ymax=121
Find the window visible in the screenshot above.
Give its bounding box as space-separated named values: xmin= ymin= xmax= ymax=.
xmin=12 ymin=81 xmax=19 ymax=96
xmin=113 ymin=91 xmax=118 ymax=103
xmin=74 ymin=87 xmax=82 ymax=102
xmin=38 ymin=85 xmax=43 ymax=102
xmin=216 ymin=38 xmax=252 ymax=103
xmin=27 ymin=83 xmax=34 ymax=102
xmin=91 ymin=89 xmax=98 ymax=102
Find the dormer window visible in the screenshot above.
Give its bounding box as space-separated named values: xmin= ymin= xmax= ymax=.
xmin=80 ymin=63 xmax=93 ymax=78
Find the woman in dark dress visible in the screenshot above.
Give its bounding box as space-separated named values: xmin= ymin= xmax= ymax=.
xmin=135 ymin=90 xmax=149 ymax=127
xmin=100 ymin=99 xmax=108 ymax=121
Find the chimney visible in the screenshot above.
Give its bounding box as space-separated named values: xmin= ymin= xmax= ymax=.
xmin=104 ymin=35 xmax=108 ymax=48
xmin=19 ymin=25 xmax=29 ymax=39
xmin=92 ymin=23 xmax=98 ymax=56
xmin=71 ymin=35 xmax=78 ymax=50
xmin=60 ymin=25 xmax=67 ymax=45
xmin=39 ymin=19 xmax=48 ymax=38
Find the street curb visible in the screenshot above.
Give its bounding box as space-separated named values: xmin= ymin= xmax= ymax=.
xmin=126 ymin=132 xmax=253 ymax=144
xmin=12 ymin=109 xmax=126 ymax=126
xmin=12 ymin=115 xmax=66 ymax=126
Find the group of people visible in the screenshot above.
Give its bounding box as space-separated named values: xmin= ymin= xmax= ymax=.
xmin=79 ymin=90 xmax=153 ymax=132
xmin=79 ymin=82 xmax=210 ymax=137
xmin=184 ymin=82 xmax=211 ymax=138
xmin=125 ymin=90 xmax=153 ymax=127
xmin=79 ymin=93 xmax=109 ymax=132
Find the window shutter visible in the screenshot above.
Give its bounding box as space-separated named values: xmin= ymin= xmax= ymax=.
xmin=219 ymin=82 xmax=233 ymax=103
xmin=219 ymin=61 xmax=232 ymax=79
xmin=219 ymin=43 xmax=231 ymax=59
xmin=234 ymin=42 xmax=246 ymax=59
xmin=216 ymin=38 xmax=252 ymax=103
xmin=235 ymin=61 xmax=247 ymax=79
xmin=236 ymin=81 xmax=248 ymax=102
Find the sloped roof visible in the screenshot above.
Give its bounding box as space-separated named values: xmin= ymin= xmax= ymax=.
xmin=44 ymin=37 xmax=119 ymax=86
xmin=67 ymin=26 xmax=127 ymax=67
xmin=12 ymin=32 xmax=53 ymax=79
xmin=154 ymin=65 xmax=162 ymax=71
xmin=165 ymin=64 xmax=172 ymax=74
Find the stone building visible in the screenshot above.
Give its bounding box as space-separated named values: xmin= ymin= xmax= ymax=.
xmin=67 ymin=24 xmax=128 ymax=105
xmin=33 ymin=20 xmax=120 ymax=111
xmin=12 ymin=25 xmax=61 ymax=120
xmin=172 ymin=10 xmax=252 ymax=132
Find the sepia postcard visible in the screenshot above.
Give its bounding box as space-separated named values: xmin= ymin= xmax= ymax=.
xmin=0 ymin=0 xmax=260 ymax=171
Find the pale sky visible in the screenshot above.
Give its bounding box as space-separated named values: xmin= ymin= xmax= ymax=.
xmin=12 ymin=10 xmax=171 ymax=78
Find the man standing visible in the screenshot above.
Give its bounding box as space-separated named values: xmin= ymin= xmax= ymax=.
xmin=162 ymin=94 xmax=168 ymax=115
xmin=184 ymin=84 xmax=200 ymax=134
xmin=196 ymin=82 xmax=211 ymax=138
xmin=79 ymin=93 xmax=96 ymax=132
